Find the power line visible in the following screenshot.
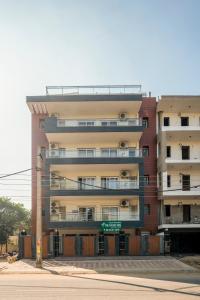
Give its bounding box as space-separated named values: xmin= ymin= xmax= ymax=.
xmin=0 ymin=168 xmax=32 ymax=179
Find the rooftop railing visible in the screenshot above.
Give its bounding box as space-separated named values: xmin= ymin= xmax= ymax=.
xmin=57 ymin=118 xmax=143 ymax=127
xmin=46 ymin=85 xmax=143 ymax=96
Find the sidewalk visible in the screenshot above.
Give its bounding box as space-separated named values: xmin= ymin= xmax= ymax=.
xmin=0 ymin=256 xmax=198 ymax=275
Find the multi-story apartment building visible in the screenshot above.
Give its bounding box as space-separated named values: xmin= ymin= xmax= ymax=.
xmin=26 ymin=85 xmax=158 ymax=257
xmin=157 ymin=96 xmax=200 ymax=253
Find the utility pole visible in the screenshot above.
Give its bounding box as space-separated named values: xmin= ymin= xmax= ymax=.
xmin=36 ymin=147 xmax=42 ymax=268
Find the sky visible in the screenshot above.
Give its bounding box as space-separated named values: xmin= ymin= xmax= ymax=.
xmin=0 ymin=0 xmax=200 ymax=208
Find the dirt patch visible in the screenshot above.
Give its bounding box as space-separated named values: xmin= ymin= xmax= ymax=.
xmin=179 ymin=256 xmax=200 ymax=270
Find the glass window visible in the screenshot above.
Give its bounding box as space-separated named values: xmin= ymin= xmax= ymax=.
xmin=78 ymin=149 xmax=95 ymax=157
xmin=142 ymin=117 xmax=149 ymax=128
xmin=166 ymin=146 xmax=171 ymax=158
xmin=144 ymin=175 xmax=150 ymax=185
xmin=182 ymin=175 xmax=190 ymax=191
xmin=78 ymin=121 xmax=86 ymax=126
xmin=129 ymin=148 xmax=136 ymax=157
xmin=101 ymin=177 xmax=118 ymax=189
xmin=142 ymin=146 xmax=149 ymax=157
xmin=59 ymin=148 xmax=66 ymax=157
xmin=110 ymin=149 xmax=117 ymax=157
xmin=101 ymin=148 xmax=117 ymax=157
xmin=181 ymin=117 xmax=189 ymax=126
xmin=165 ymin=205 xmax=171 ymax=217
xmin=102 ymin=207 xmax=118 ymax=221
xmin=167 ymin=175 xmax=171 ymax=188
xmin=87 ymin=121 xmax=94 ymax=126
xmin=110 ymin=121 xmax=117 ymax=126
xmin=79 ymin=207 xmax=95 ymax=221
xmin=144 ymin=204 xmax=150 ymax=215
xmin=78 ymin=177 xmax=96 ymax=190
xmin=182 ymin=146 xmax=190 ymax=160
xmin=78 ymin=121 xmax=94 ymax=126
xmin=163 ymin=117 xmax=170 ymax=126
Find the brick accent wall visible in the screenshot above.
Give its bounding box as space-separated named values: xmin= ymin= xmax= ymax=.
xmin=139 ymin=97 xmax=158 ymax=234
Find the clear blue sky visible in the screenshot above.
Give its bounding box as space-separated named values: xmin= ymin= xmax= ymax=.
xmin=0 ymin=0 xmax=200 ymax=208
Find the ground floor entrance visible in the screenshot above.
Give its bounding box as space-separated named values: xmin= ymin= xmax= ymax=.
xmin=20 ymin=232 xmax=162 ymax=258
xmin=164 ymin=231 xmax=200 ymax=254
xmin=170 ymin=232 xmax=200 ymax=254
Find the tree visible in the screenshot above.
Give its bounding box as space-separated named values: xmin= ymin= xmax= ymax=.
xmin=0 ymin=197 xmax=31 ymax=253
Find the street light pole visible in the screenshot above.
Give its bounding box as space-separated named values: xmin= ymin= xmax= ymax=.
xmin=36 ymin=147 xmax=42 ymax=268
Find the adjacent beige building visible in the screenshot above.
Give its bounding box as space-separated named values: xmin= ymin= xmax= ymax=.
xmin=157 ymin=96 xmax=200 ymax=253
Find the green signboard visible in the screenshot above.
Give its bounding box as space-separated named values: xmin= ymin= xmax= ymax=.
xmin=101 ymin=221 xmax=122 ymax=233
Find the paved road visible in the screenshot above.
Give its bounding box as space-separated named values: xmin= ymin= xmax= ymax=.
xmin=0 ymin=273 xmax=199 ymax=300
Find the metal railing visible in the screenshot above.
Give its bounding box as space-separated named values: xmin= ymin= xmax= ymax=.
xmin=50 ymin=180 xmax=139 ymax=190
xmin=46 ymin=85 xmax=142 ymax=96
xmin=50 ymin=212 xmax=140 ymax=222
xmin=162 ymin=216 xmax=200 ymax=224
xmin=57 ymin=118 xmax=143 ymax=127
xmin=46 ymin=148 xmax=143 ymax=159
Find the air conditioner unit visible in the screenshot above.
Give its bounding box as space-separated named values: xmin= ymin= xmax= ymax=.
xmin=119 ymin=112 xmax=127 ymax=120
xmin=51 ymin=171 xmax=59 ymax=178
xmin=51 ymin=113 xmax=59 ymax=117
xmin=50 ymin=143 xmax=58 ymax=149
xmin=51 ymin=201 xmax=60 ymax=214
xmin=120 ymin=170 xmax=130 ymax=178
xmin=120 ymin=199 xmax=130 ymax=207
xmin=119 ymin=141 xmax=128 ymax=148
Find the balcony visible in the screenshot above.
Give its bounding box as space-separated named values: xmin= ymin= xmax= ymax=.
xmin=161 ymin=125 xmax=200 ymax=132
xmin=162 ymin=186 xmax=200 ymax=197
xmin=50 ymin=179 xmax=140 ymax=197
xmin=46 ymin=148 xmax=143 ymax=172
xmin=50 ymin=212 xmax=140 ymax=222
xmin=51 ymin=179 xmax=139 ymax=190
xmin=159 ymin=215 xmax=200 ymax=229
xmin=166 ymin=157 xmax=200 ymax=166
xmin=46 ymin=148 xmax=143 ymax=159
xmin=44 ymin=117 xmax=144 ymax=144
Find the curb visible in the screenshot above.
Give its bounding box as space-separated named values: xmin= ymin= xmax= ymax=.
xmin=1 ymin=268 xmax=199 ymax=275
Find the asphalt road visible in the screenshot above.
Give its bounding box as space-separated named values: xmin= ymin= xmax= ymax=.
xmin=0 ymin=273 xmax=199 ymax=300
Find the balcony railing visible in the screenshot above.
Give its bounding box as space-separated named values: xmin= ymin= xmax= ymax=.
xmin=166 ymin=157 xmax=200 ymax=163
xmin=50 ymin=180 xmax=139 ymax=190
xmin=162 ymin=125 xmax=200 ymax=131
xmin=50 ymin=212 xmax=140 ymax=222
xmin=57 ymin=118 xmax=143 ymax=127
xmin=46 ymin=148 xmax=143 ymax=159
xmin=161 ymin=216 xmax=200 ymax=225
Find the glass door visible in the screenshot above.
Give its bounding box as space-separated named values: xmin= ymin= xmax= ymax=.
xmin=79 ymin=207 xmax=95 ymax=221
xmin=78 ymin=177 xmax=96 ymax=190
xmin=101 ymin=177 xmax=119 ymax=189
